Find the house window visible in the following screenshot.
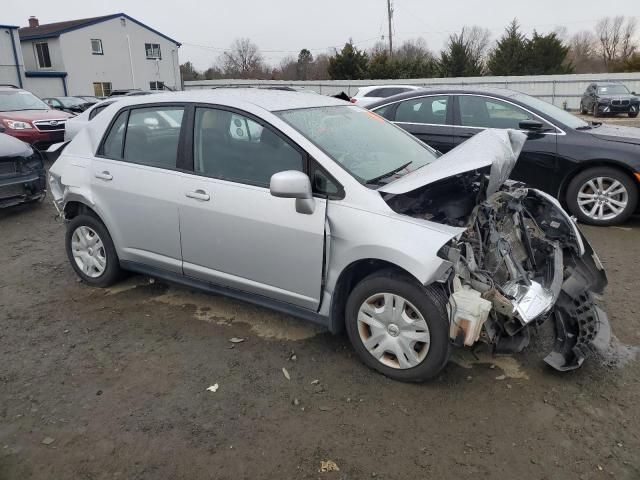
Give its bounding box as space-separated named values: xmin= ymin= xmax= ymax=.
xmin=35 ymin=42 xmax=52 ymax=69
xmin=145 ymin=43 xmax=161 ymax=59
xmin=93 ymin=82 xmax=112 ymax=97
xmin=149 ymin=81 xmax=164 ymax=91
xmin=91 ymin=39 xmax=103 ymax=55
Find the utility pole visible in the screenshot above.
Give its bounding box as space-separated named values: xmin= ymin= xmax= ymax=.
xmin=387 ymin=0 xmax=393 ymax=59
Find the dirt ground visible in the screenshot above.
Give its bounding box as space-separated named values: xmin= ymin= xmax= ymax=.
xmin=1 ymin=140 xmax=640 ymax=479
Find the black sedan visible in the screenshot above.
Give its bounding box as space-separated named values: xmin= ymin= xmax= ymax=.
xmin=367 ymin=87 xmax=640 ymax=226
xmin=580 ymin=82 xmax=639 ymax=118
xmin=0 ymin=132 xmax=46 ymax=208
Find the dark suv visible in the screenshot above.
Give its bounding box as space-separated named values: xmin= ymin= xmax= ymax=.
xmin=0 ymin=85 xmax=73 ymax=150
xmin=580 ymin=82 xmax=639 ymax=118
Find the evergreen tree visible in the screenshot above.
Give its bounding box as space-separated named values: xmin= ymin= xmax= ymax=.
xmin=525 ymin=31 xmax=574 ymax=74
xmin=328 ymin=42 xmax=369 ymax=79
xmin=296 ymin=49 xmax=313 ymax=80
xmin=439 ymin=30 xmax=483 ymax=77
xmin=487 ymin=19 xmax=528 ymax=75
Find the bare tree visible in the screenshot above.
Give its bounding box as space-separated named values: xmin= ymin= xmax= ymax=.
xmin=465 ymin=26 xmax=492 ymax=67
xmin=221 ymin=38 xmax=265 ymax=78
xmin=596 ymin=16 xmax=638 ymax=68
xmin=395 ymin=38 xmax=434 ymax=62
xmin=567 ymin=30 xmax=603 ymax=73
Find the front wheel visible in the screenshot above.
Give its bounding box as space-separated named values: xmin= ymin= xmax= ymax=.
xmin=65 ymin=214 xmax=122 ymax=287
xmin=629 ymin=111 xmax=638 ymax=118
xmin=580 ymin=102 xmax=588 ymax=115
xmin=345 ymin=270 xmax=450 ymax=382
xmin=593 ymin=103 xmax=601 ymax=118
xmin=566 ymin=167 xmax=638 ymax=226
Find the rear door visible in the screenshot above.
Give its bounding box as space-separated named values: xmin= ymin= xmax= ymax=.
xmin=91 ymin=104 xmax=186 ymax=273
xmin=452 ymin=94 xmax=559 ymax=191
xmin=386 ymin=95 xmax=454 ymax=153
xmin=178 ymin=106 xmax=327 ymax=310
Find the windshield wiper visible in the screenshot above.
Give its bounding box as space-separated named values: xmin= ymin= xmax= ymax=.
xmin=366 ymin=161 xmax=412 ymax=185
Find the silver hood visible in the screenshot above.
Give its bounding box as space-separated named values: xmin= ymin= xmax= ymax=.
xmin=379 ymin=129 xmax=527 ymax=196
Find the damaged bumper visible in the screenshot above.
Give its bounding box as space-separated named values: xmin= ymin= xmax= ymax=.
xmin=442 ymin=186 xmax=609 ymax=372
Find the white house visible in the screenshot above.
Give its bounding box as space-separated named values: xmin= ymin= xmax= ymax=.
xmin=0 ymin=24 xmax=25 ymax=88
xmin=18 ymin=13 xmax=181 ymax=97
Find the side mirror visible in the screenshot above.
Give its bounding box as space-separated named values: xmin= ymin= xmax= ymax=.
xmin=519 ymin=119 xmax=544 ymax=131
xmin=270 ymin=170 xmax=315 ymax=214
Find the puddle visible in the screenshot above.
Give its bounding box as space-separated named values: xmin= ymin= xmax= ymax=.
xmin=450 ymin=348 xmax=529 ymax=379
xmin=146 ymin=286 xmax=323 ymax=341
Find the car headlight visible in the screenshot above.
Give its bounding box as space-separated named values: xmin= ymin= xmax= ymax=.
xmin=2 ymin=119 xmax=33 ymax=130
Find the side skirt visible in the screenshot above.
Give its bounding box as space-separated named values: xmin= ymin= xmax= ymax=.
xmin=120 ymin=260 xmax=331 ymax=330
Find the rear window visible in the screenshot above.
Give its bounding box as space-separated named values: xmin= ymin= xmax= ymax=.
xmin=364 ymin=87 xmax=408 ymax=98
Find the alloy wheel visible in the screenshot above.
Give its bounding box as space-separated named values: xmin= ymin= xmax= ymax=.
xmin=577 ymin=176 xmax=629 ymax=222
xmin=71 ymin=226 xmax=107 ymax=278
xmin=357 ymin=293 xmax=430 ymax=369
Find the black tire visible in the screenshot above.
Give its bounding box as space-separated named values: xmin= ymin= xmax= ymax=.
xmin=345 ymin=270 xmax=450 ymax=382
xmin=65 ymin=214 xmax=122 ymax=287
xmin=629 ymin=111 xmax=638 ymax=118
xmin=580 ymin=102 xmax=588 ymax=115
xmin=592 ymin=103 xmax=600 ymax=118
xmin=566 ymin=166 xmax=638 ymax=226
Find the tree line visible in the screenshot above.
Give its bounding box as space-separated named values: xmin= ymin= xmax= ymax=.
xmin=180 ymin=16 xmax=639 ymax=82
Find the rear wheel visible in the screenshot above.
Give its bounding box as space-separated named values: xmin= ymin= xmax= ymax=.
xmin=580 ymin=102 xmax=588 ymax=114
xmin=629 ymin=111 xmax=638 ymax=118
xmin=65 ymin=214 xmax=122 ymax=287
xmin=566 ymin=167 xmax=638 ymax=226
xmin=592 ymin=103 xmax=601 ymax=118
xmin=345 ymin=270 xmax=450 ymax=382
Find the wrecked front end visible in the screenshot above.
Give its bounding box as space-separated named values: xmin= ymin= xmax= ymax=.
xmin=382 ymin=130 xmax=610 ymax=372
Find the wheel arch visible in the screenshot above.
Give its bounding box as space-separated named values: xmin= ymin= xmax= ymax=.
xmin=328 ymin=258 xmax=426 ymax=334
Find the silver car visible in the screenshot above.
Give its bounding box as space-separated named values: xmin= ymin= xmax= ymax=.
xmin=48 ymin=89 xmax=610 ymax=382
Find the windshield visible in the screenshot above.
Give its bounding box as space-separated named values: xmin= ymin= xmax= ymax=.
xmin=276 ymin=105 xmax=438 ymax=185
xmin=597 ymin=84 xmax=630 ymax=95
xmin=512 ymin=92 xmax=589 ymax=129
xmin=59 ymin=97 xmax=86 ymax=108
xmin=0 ymin=91 xmax=49 ymax=112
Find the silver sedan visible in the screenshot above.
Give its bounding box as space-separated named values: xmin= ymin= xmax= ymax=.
xmin=48 ymin=89 xmax=610 ymax=381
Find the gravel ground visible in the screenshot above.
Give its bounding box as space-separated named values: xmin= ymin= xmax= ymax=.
xmin=1 ymin=144 xmax=639 ymax=479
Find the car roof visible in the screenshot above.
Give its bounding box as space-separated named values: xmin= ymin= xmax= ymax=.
xmin=365 ymin=85 xmax=531 ymax=108
xmin=107 ymin=88 xmax=346 ymax=112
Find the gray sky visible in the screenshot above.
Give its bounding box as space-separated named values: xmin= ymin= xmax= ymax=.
xmin=6 ymin=0 xmax=639 ymax=70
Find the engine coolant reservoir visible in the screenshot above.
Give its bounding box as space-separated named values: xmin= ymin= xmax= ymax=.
xmin=449 ymin=282 xmax=492 ymax=346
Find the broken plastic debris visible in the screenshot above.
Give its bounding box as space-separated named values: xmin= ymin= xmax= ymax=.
xmin=319 ymin=460 xmax=340 ymax=472
xmin=282 ymin=367 xmax=290 ymax=381
xmin=310 ymin=379 xmax=319 ymax=385
xmin=495 ymin=375 xmax=506 ymax=380
xmin=206 ymin=384 xmax=219 ymax=393
xmin=229 ymin=337 xmax=245 ymax=343
xmin=42 ymin=437 xmax=55 ymax=445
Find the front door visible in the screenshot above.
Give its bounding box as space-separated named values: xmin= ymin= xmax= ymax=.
xmin=179 ymin=107 xmax=327 ymax=310
xmin=390 ymin=95 xmax=455 ymax=153
xmin=452 ymin=95 xmax=559 ymax=192
xmin=91 ymin=105 xmax=186 ymax=273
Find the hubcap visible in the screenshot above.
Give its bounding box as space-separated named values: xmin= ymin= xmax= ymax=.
xmin=577 ymin=176 xmax=628 ymax=221
xmin=71 ymin=226 xmax=106 ymax=278
xmin=357 ymin=293 xmax=430 ymax=370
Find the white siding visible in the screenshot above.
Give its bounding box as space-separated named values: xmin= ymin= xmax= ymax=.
xmin=23 ymin=76 xmax=65 ymax=97
xmin=0 ymin=28 xmax=24 ymax=87
xmin=21 ymin=37 xmax=64 ymax=71
xmin=58 ymin=16 xmax=180 ymax=95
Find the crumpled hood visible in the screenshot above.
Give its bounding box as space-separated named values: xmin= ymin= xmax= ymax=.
xmin=587 ymin=124 xmax=640 ymax=146
xmin=379 ymin=129 xmax=527 ymax=196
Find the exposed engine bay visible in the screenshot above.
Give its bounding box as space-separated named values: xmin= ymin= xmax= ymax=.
xmin=384 ymin=169 xmax=610 ymax=371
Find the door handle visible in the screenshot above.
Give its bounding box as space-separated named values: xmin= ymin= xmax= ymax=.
xmin=95 ymin=171 xmax=113 ymax=181
xmin=185 ymin=189 xmax=210 ymax=201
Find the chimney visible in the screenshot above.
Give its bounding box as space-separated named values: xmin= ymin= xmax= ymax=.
xmin=28 ymin=16 xmax=39 ymax=28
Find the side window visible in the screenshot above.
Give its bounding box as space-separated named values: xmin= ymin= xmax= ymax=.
xmin=193 ymin=108 xmax=304 ymax=186
xmin=364 ymin=88 xmax=384 ymax=98
xmin=122 ymin=107 xmax=184 ymax=168
xmin=101 ymin=111 xmax=128 ymax=159
xmin=459 ymin=96 xmax=531 ymax=129
xmin=310 ymin=161 xmax=342 ymax=198
xmin=395 ymin=96 xmax=449 ymax=125
xmin=372 ymin=104 xmax=392 ymax=119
